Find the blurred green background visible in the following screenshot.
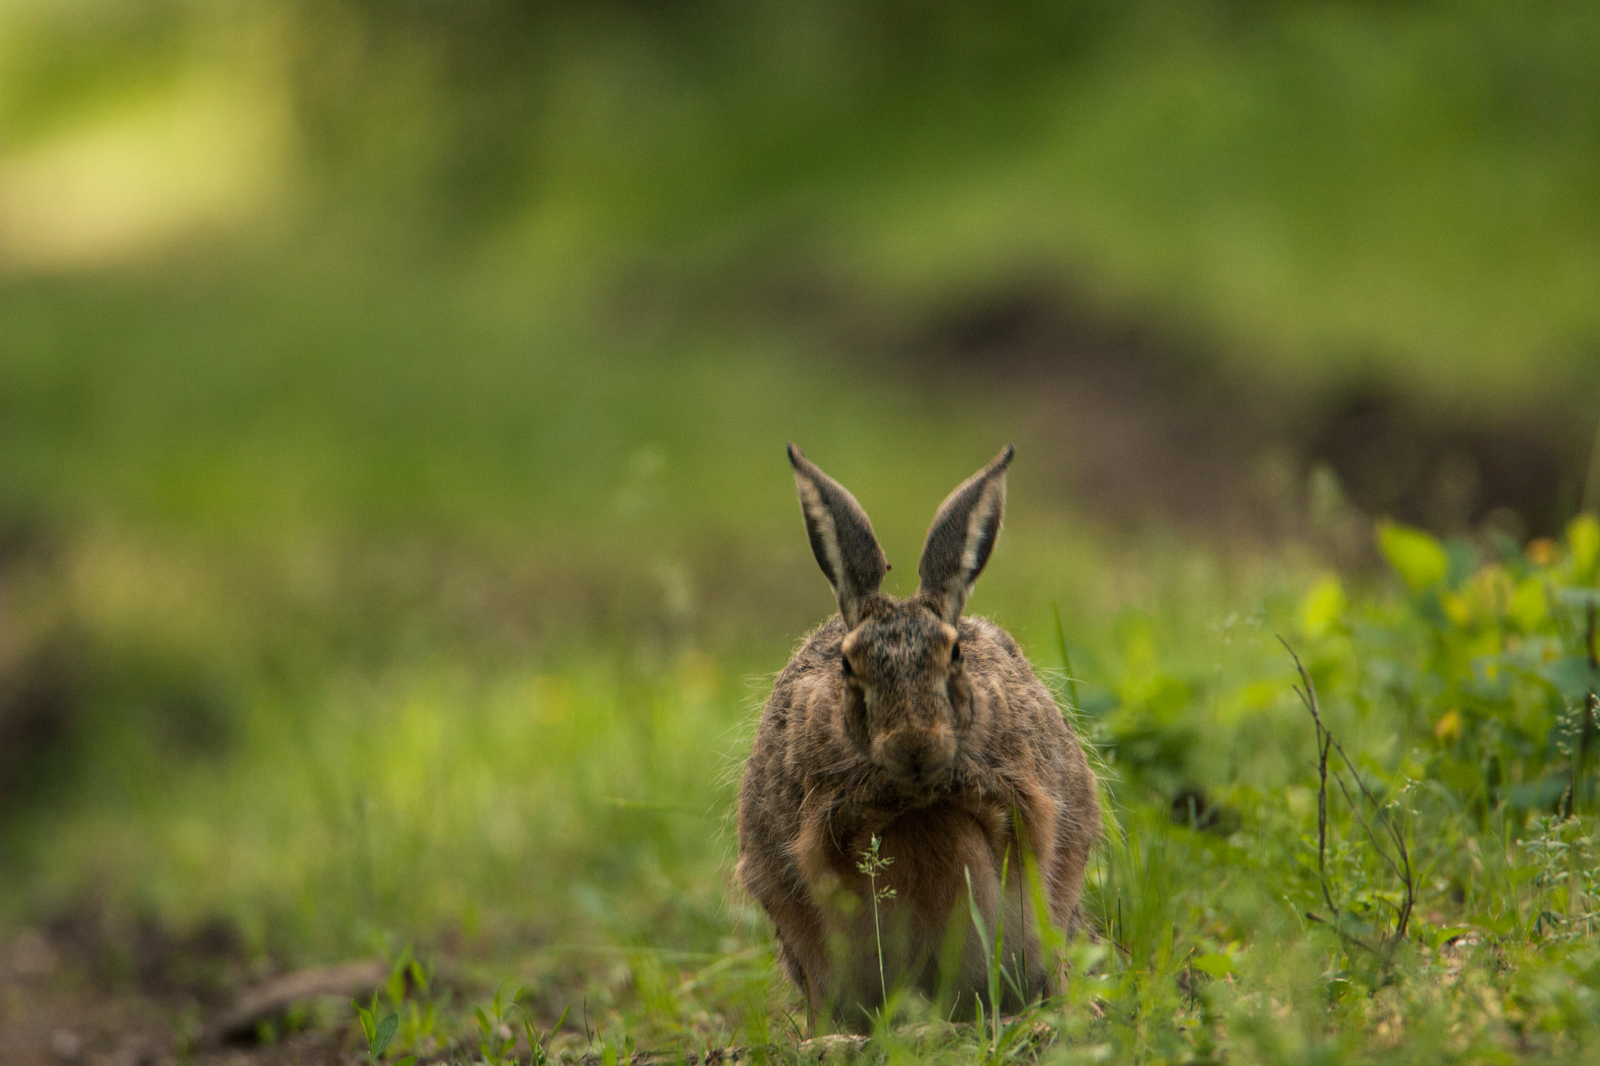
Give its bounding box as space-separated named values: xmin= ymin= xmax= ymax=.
xmin=1 ymin=0 xmax=1598 ymax=1037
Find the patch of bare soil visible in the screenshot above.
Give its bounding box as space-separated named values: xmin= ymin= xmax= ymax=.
xmin=2 ymin=923 xmax=949 ymax=1066
xmin=0 ymin=920 xmax=358 ymax=1066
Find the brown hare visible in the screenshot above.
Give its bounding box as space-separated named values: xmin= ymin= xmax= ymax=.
xmin=737 ymin=444 xmax=1100 ymax=1033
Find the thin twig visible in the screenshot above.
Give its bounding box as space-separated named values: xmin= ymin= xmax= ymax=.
xmin=1313 ymin=720 xmax=1337 ymax=921
xmin=1281 ymin=638 xmax=1415 ymax=954
xmin=1291 ymin=652 xmax=1413 ymax=934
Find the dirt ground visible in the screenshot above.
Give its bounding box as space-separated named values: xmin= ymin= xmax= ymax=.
xmin=1 ymin=924 xmax=359 ymax=1066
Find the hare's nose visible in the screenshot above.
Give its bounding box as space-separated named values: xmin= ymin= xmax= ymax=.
xmin=879 ymin=732 xmax=952 ymax=785
xmin=901 ymin=747 xmax=927 ymax=781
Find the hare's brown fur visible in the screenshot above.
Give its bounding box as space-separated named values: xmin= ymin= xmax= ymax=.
xmin=736 ymin=446 xmax=1099 ymax=1032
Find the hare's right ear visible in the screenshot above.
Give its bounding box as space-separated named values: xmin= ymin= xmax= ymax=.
xmin=917 ymin=445 xmax=1013 ymax=621
xmin=788 ymin=444 xmax=887 ymax=628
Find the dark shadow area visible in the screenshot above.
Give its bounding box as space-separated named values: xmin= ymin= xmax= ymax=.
xmin=899 ymin=283 xmax=1593 ymax=540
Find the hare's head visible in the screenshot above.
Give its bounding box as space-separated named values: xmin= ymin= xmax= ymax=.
xmin=787 ymin=443 xmax=1013 ymax=790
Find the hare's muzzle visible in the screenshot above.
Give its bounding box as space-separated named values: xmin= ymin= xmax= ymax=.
xmin=872 ymin=728 xmax=956 ymax=788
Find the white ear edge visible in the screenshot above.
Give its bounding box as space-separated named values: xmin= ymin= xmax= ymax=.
xmin=959 ymin=476 xmax=1006 ymax=593
xmin=796 ymin=473 xmax=846 ymax=596
xmin=917 ymin=445 xmax=1013 ymax=620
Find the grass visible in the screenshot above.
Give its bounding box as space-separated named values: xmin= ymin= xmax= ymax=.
xmin=3 ymin=4 xmax=1600 ymax=1059
xmin=8 ymin=494 xmax=1600 ymax=1062
xmin=1 ymin=259 xmax=1595 ymax=1062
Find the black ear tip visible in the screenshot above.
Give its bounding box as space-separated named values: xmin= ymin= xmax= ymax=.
xmin=786 ymin=442 xmax=804 ymax=468
xmin=997 ymin=444 xmax=1016 ymax=469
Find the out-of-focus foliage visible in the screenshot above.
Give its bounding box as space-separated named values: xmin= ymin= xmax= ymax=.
xmin=2 ymin=0 xmax=1597 ymax=390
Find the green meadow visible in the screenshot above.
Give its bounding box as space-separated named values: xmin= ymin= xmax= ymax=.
xmin=2 ymin=2 xmax=1600 ymax=1063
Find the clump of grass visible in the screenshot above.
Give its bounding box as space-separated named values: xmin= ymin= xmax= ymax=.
xmin=963 ymin=856 xmax=1006 ymax=1059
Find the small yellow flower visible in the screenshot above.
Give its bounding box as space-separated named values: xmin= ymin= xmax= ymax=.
xmin=1526 ymin=538 xmax=1558 ymax=566
xmin=1434 ymin=709 xmax=1463 ymax=744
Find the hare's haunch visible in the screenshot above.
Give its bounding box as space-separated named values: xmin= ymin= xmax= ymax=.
xmin=737 ymin=445 xmax=1100 ymax=1033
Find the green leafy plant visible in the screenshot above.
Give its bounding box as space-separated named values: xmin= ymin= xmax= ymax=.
xmin=352 ymin=995 xmax=415 ymax=1066
xmin=474 ymin=984 xmax=524 ymax=1066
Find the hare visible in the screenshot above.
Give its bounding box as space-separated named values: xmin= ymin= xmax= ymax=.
xmin=737 ymin=444 xmax=1100 ymax=1033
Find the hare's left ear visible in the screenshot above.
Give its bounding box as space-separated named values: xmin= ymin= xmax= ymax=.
xmin=788 ymin=444 xmax=888 ymax=628
xmin=917 ymin=445 xmax=1013 ymax=621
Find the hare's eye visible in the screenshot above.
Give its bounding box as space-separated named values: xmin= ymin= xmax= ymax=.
xmin=951 ymin=641 xmax=962 ymax=664
xmin=841 ymin=655 xmax=855 ymax=678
